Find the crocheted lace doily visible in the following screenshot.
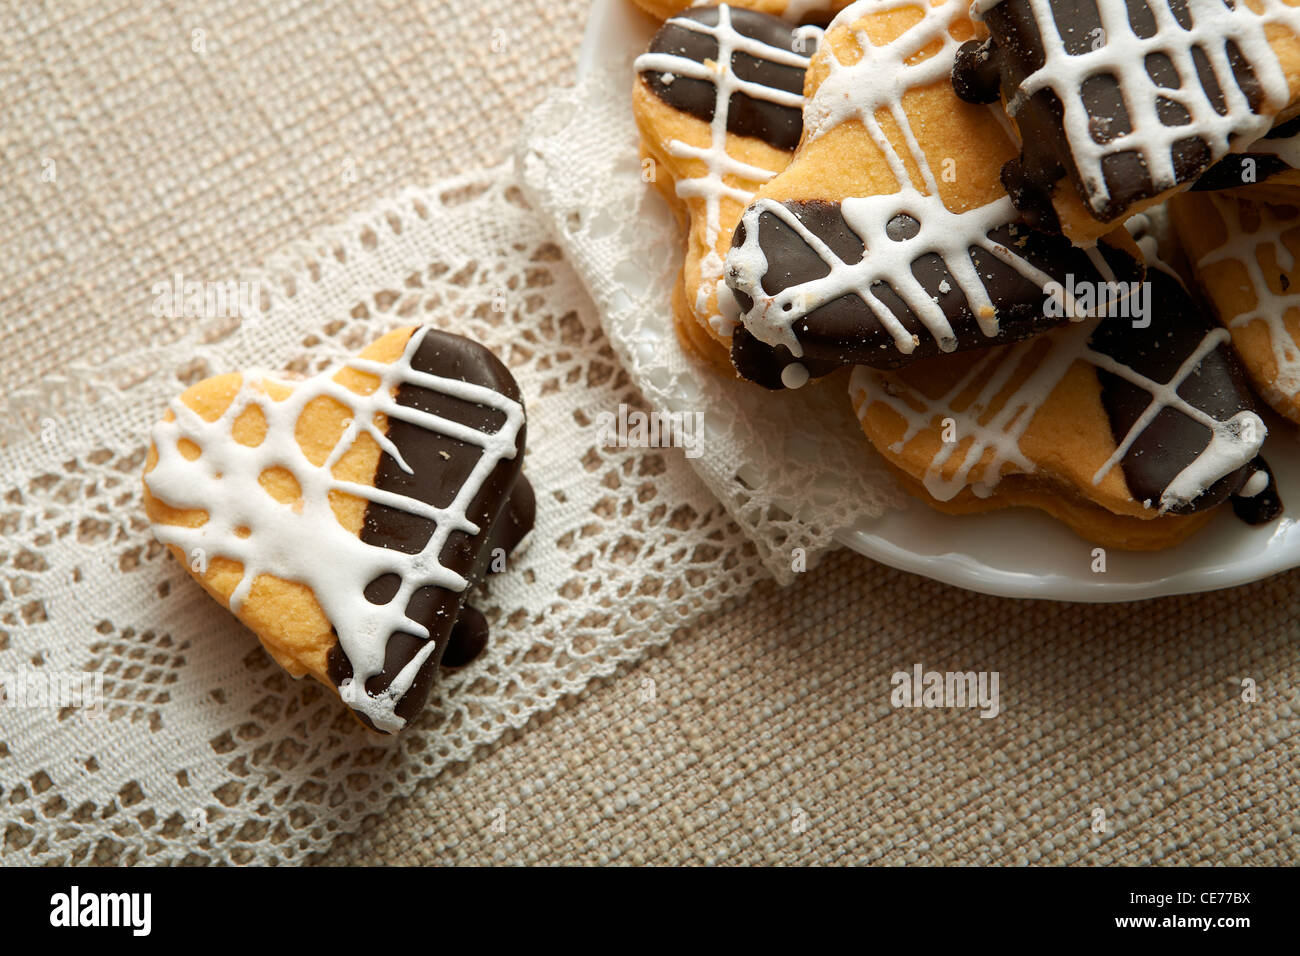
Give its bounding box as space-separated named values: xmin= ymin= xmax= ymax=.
xmin=0 ymin=168 xmax=774 ymax=865
xmin=519 ymin=59 xmax=905 ymax=581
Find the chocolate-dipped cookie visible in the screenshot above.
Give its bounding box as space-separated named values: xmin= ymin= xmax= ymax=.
xmin=633 ymin=4 xmax=822 ymax=372
xmin=724 ymin=0 xmax=1144 ymax=390
xmin=849 ymin=223 xmax=1277 ymax=549
xmin=143 ymin=326 xmax=534 ymax=733
xmin=1172 ymin=188 xmax=1300 ymax=423
xmin=954 ymin=0 xmax=1300 ymax=244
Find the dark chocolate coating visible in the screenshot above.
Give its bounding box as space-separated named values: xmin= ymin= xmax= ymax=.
xmin=1089 ymin=267 xmax=1259 ymax=513
xmin=955 ymin=0 xmax=1269 ymax=224
xmin=952 ymin=38 xmax=1001 ymax=105
xmin=1232 ymin=458 xmax=1283 ymax=524
xmin=326 ymin=329 xmax=534 ymax=730
xmin=639 ymin=6 xmax=811 ymax=152
xmin=441 ymin=605 xmax=490 ymax=668
xmin=726 ymin=198 xmax=1142 ymax=388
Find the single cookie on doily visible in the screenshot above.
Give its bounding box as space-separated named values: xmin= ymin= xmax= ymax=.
xmin=849 ymin=229 xmax=1280 ymax=549
xmin=954 ymin=0 xmax=1300 ymax=244
xmin=723 ymin=0 xmax=1143 ymax=390
xmin=631 ymin=0 xmax=853 ymax=23
xmin=142 ymin=326 xmax=535 ymax=734
xmin=1171 ymin=188 xmax=1300 ymax=422
xmin=633 ymin=4 xmax=822 ymax=372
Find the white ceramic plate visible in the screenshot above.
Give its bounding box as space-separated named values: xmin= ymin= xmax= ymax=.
xmin=576 ymin=0 xmax=1300 ymax=601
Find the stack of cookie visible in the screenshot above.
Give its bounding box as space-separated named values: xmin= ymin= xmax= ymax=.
xmin=632 ymin=0 xmax=1300 ymax=548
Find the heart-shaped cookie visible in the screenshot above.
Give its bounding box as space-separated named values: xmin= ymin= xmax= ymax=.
xmin=849 ymin=234 xmax=1277 ymax=549
xmin=633 ymin=4 xmax=822 ymax=372
xmin=143 ymin=326 xmax=534 ymax=733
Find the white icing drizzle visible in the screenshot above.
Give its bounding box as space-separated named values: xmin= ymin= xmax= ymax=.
xmin=781 ymin=361 xmax=810 ymax=388
xmin=853 ymin=322 xmax=1093 ymax=501
xmin=1087 ymin=329 xmax=1262 ymax=512
xmin=995 ymin=0 xmax=1300 ymax=216
xmin=635 ymin=5 xmax=819 ymax=337
xmin=726 ymin=0 xmax=1102 ymax=359
xmin=1194 ymin=193 xmax=1300 ymax=401
xmin=1241 ymin=468 xmax=1271 ymax=497
xmin=145 ymin=327 xmax=525 ymax=733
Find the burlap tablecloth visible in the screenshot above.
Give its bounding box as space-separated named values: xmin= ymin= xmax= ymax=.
xmin=4 ymin=0 xmax=1296 ymax=865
